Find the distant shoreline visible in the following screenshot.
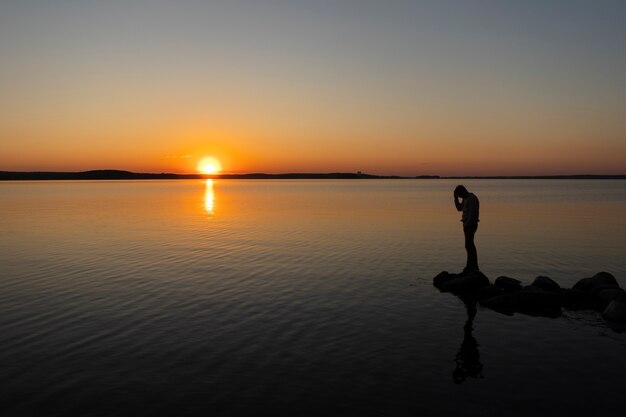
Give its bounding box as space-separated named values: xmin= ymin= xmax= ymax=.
xmin=1 ymin=170 xmax=625 ymax=181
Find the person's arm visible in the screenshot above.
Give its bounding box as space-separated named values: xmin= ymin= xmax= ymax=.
xmin=454 ymin=191 xmax=463 ymax=212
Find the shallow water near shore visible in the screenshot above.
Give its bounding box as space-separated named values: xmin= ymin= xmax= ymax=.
xmin=1 ymin=179 xmax=626 ymax=416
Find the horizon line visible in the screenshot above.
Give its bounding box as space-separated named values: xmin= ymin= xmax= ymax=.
xmin=1 ymin=169 xmax=626 ymax=181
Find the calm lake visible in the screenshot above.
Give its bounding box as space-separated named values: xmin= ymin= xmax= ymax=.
xmin=1 ymin=179 xmax=625 ymax=416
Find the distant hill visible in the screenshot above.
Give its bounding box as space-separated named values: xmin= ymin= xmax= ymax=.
xmin=1 ymin=170 xmax=624 ymax=181
xmin=0 ymin=170 xmax=428 ymax=181
xmin=0 ymin=170 xmax=199 ymax=180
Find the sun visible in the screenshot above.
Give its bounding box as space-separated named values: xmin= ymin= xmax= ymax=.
xmin=197 ymin=157 xmax=222 ymax=175
xmin=202 ymin=163 xmax=217 ymax=175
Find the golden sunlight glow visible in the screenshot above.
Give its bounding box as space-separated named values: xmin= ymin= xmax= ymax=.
xmin=198 ymin=157 xmax=222 ymax=175
xmin=203 ymin=163 xmax=217 ymax=174
xmin=204 ymin=179 xmax=214 ymax=217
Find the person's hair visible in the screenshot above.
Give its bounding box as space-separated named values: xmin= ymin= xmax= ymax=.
xmin=455 ymin=185 xmax=468 ymax=196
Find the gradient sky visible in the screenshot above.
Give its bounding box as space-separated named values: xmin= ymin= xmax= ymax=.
xmin=1 ymin=0 xmax=625 ymax=176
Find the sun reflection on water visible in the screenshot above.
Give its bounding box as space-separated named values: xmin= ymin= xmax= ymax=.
xmin=204 ymin=179 xmax=215 ymax=218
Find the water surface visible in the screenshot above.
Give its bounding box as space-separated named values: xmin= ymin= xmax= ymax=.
xmin=1 ymin=179 xmax=625 ymax=416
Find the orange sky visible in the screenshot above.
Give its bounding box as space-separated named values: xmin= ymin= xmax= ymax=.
xmin=1 ymin=1 xmax=625 ymax=176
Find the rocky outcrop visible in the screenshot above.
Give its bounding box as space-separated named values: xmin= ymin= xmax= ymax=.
xmin=531 ymin=276 xmax=561 ymax=292
xmin=479 ymin=285 xmax=562 ymax=318
xmin=494 ymin=276 xmax=522 ymax=292
xmin=573 ymin=272 xmax=619 ymax=293
xmin=433 ymin=271 xmax=490 ymax=294
xmin=433 ymin=270 xmax=626 ymax=324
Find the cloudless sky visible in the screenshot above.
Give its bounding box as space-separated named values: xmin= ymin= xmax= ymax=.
xmin=1 ymin=0 xmax=625 ymax=175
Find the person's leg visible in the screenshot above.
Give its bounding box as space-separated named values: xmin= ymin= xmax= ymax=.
xmin=464 ymin=224 xmax=478 ymax=271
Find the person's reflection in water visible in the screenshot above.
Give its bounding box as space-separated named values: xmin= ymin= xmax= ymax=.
xmin=453 ymin=298 xmax=484 ymax=384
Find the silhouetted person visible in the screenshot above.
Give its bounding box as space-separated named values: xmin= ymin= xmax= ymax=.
xmin=453 ymin=298 xmax=483 ymax=384
xmin=454 ymin=185 xmax=480 ymax=274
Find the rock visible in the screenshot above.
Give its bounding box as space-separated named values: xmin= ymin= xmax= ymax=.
xmin=573 ymin=272 xmax=619 ymax=295
xmin=590 ymin=285 xmax=621 ymax=309
xmin=433 ymin=271 xmax=457 ymax=289
xmin=572 ymin=277 xmax=594 ymax=293
xmin=480 ymin=286 xmax=562 ymax=318
xmin=479 ymin=293 xmax=516 ymax=315
xmin=474 ymin=284 xmax=503 ymax=301
xmin=440 ymin=271 xmax=490 ymax=294
xmin=494 ymin=276 xmax=522 ymax=292
xmin=592 ymin=271 xmax=619 ymax=288
xmin=597 ymin=288 xmax=626 ymax=311
xmin=531 ymin=276 xmax=561 ymax=292
xmin=434 ymin=269 xmax=624 ymax=326
xmin=515 ymin=286 xmax=562 ymax=317
xmin=602 ymin=300 xmax=626 ymax=324
xmin=433 ymin=271 xmax=490 ymax=294
xmin=562 ymin=289 xmax=593 ymax=310
xmin=590 ymin=284 xmax=619 ymax=298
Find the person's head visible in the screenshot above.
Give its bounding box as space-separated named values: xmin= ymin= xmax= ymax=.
xmin=455 ymin=185 xmax=469 ymax=198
